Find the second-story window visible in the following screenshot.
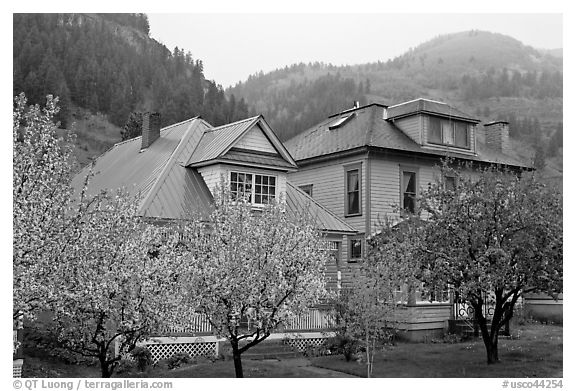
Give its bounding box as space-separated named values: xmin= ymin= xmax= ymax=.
xmin=230 ymin=171 xmax=276 ymax=204
xmin=429 ymin=117 xmax=470 ymax=149
xmin=345 ymin=164 xmax=362 ymax=216
xmin=401 ymin=169 xmax=418 ymax=214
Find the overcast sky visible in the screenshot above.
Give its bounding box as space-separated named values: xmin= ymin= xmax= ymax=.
xmin=148 ymin=13 xmax=562 ymax=88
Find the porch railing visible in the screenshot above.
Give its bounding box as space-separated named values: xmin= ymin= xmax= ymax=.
xmin=155 ymin=308 xmax=334 ymax=336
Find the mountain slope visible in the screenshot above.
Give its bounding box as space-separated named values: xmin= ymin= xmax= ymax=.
xmin=13 ymin=13 xmax=253 ymax=165
xmin=227 ymin=30 xmax=562 ymax=174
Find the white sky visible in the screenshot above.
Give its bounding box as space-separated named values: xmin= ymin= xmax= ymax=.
xmin=148 ymin=13 xmax=563 ymax=88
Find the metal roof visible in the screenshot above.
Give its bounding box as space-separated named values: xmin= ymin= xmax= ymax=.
xmin=71 ymin=115 xmax=352 ymax=233
xmin=71 ymin=118 xmax=214 ymax=219
xmin=284 ymin=103 xmax=529 ymax=168
xmin=187 ymin=116 xmax=260 ymax=165
xmin=286 ymin=182 xmax=356 ymax=234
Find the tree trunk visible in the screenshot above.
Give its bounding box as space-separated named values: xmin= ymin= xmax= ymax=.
xmin=365 ymin=330 xmax=371 ymax=378
xmin=230 ymin=340 xmax=243 ymax=378
xmin=484 ymin=338 xmax=499 ymax=364
xmin=473 ymin=301 xmax=500 ymax=365
xmin=99 ymin=355 xmax=111 ymax=378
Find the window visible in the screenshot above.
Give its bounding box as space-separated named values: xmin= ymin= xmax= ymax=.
xmin=230 ymin=172 xmax=252 ymax=201
xmin=299 ymin=184 xmax=313 ymax=197
xmin=401 ymin=169 xmax=418 ymax=214
xmin=348 ymin=237 xmax=363 ymax=262
xmin=345 ymin=164 xmax=362 ymax=216
xmin=444 ymin=175 xmax=457 ymax=192
xmin=428 ymin=117 xmax=470 ymax=148
xmin=230 ymin=171 xmax=276 ymax=204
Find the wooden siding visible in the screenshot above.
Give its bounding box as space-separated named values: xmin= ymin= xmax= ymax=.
xmin=393 ymin=114 xmax=423 ymax=144
xmin=394 ymin=304 xmax=451 ymax=331
xmin=233 ymin=124 xmax=277 ymax=154
xmin=199 ymin=163 xmax=287 ymax=199
xmin=369 ymin=154 xmax=439 ymax=231
xmin=287 ymin=154 xmax=368 ymax=286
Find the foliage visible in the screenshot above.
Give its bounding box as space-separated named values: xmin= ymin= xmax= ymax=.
xmin=323 ymin=333 xmax=360 ymax=361
xmin=114 ymin=359 xmax=136 ymax=375
xmin=171 ymin=187 xmax=330 ymax=377
xmin=165 ymin=352 xmax=193 ymax=369
xmin=417 ymin=162 xmax=562 ymax=364
xmin=328 ymin=216 xmax=416 ymax=377
xmin=13 ymin=13 xmax=251 ymax=132
xmin=49 ymin=187 xmax=181 ymax=378
xmin=13 ymin=93 xmax=76 ymax=319
xmin=121 ymin=112 xmax=143 ymax=141
xmin=130 ymin=346 xmax=153 ymax=372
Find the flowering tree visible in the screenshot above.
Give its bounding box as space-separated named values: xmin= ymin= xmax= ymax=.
xmin=334 ymin=217 xmax=420 ymax=377
xmin=418 ymin=163 xmax=562 ymax=364
xmin=174 ymin=192 xmax=329 ymax=377
xmin=50 ymin=188 xmax=180 ymax=378
xmin=13 ymin=93 xmax=76 ymax=319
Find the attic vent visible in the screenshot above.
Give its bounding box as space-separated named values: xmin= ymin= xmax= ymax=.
xmin=329 ymin=113 xmax=356 ymax=130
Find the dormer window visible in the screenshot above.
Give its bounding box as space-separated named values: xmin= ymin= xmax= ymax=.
xmin=429 ymin=117 xmax=470 ymax=149
xmin=230 ymin=171 xmax=276 ymax=204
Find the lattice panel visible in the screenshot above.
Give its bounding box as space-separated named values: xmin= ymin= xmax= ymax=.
xmin=284 ymin=337 xmax=326 ymax=352
xmin=145 ymin=342 xmax=217 ymax=363
xmin=13 ymin=361 xmax=23 ymax=378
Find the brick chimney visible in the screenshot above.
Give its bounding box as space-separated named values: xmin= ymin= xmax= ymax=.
xmin=141 ymin=112 xmax=161 ymax=150
xmin=483 ymin=121 xmax=511 ymax=155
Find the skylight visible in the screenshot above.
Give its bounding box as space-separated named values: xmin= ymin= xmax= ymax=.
xmin=328 ymin=113 xmax=355 ymax=130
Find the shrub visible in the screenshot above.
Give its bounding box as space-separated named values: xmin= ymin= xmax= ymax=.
xmin=115 ymin=359 xmax=136 ymax=375
xmin=130 ymin=347 xmax=152 ymax=372
xmin=324 ymin=333 xmax=360 ymax=361
xmin=166 ymin=352 xmax=193 ymax=369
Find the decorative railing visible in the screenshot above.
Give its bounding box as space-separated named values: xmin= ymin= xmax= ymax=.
xmin=281 ymin=308 xmax=335 ymax=331
xmin=156 ymin=313 xmax=213 ymax=335
xmin=155 ymin=308 xmax=335 ymax=336
xmin=453 ymin=292 xmax=495 ymax=320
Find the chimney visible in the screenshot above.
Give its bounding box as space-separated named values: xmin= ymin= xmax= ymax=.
xmin=483 ymin=121 xmax=511 ymax=155
xmin=141 ymin=112 xmax=161 ymax=150
xmin=353 ymin=101 xmax=360 ymax=109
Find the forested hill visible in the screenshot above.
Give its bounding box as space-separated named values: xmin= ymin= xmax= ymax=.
xmin=13 ymin=13 xmax=252 ymax=164
xmin=228 ymin=31 xmax=563 ymax=174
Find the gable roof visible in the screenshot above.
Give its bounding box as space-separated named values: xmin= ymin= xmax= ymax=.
xmin=71 ymin=115 xmax=354 ymax=233
xmin=187 ymin=115 xmax=298 ymax=170
xmin=387 ymin=98 xmax=480 ymax=123
xmin=284 ymin=103 xmax=529 ymax=168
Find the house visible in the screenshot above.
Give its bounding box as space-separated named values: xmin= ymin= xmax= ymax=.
xmin=71 ymin=97 xmax=530 ymax=353
xmin=71 ymin=113 xmax=357 ymax=361
xmin=283 ymin=98 xmax=530 ymax=340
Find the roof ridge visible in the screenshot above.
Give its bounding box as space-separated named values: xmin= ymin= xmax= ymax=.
xmin=387 ymin=97 xmax=447 ymax=109
xmin=286 ymin=181 xmax=355 ymax=232
xmin=205 ymin=115 xmax=260 ymax=133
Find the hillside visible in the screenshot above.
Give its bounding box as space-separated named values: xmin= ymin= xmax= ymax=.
xmin=228 ymin=30 xmax=563 ymax=175
xmin=13 ymin=13 xmax=253 ymax=164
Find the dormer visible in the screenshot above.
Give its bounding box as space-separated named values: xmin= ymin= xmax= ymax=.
xmin=386 ymin=98 xmax=480 ymax=155
xmin=187 ymin=115 xmax=298 ymax=205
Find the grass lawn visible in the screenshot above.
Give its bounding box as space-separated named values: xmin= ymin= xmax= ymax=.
xmin=23 ymin=357 xmax=326 ymax=378
xmin=22 ymin=323 xmax=561 ymax=378
xmin=312 ymin=323 xmax=562 ymax=378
